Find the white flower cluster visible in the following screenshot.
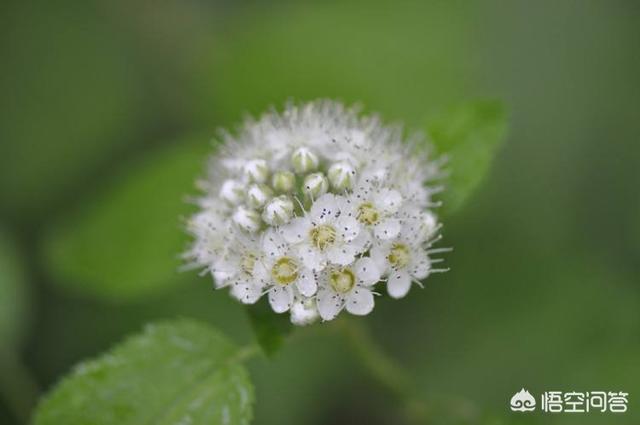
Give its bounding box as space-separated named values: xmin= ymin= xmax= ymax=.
xmin=186 ymin=100 xmax=447 ymax=325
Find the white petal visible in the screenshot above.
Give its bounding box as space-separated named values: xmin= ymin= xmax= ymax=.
xmin=335 ymin=215 xmax=360 ymax=242
xmin=409 ymin=249 xmax=431 ymax=280
xmin=351 ymin=229 xmax=372 ymax=252
xmin=354 ymin=257 xmax=381 ymax=286
xmin=297 ymin=243 xmax=326 ymax=271
xmin=280 ymin=217 xmax=311 ymax=244
xmin=420 ymin=211 xmax=438 ymax=240
xmin=262 ymin=229 xmax=287 ymax=259
xmin=230 ymin=279 xmax=263 ymax=304
xmin=310 ymin=193 xmax=340 ymax=223
xmin=346 ymin=286 xmax=374 ymax=315
xmin=335 ymin=195 xmax=356 ymax=218
xmin=212 ymin=257 xmax=238 ymax=286
xmin=374 ymin=188 xmax=402 ymax=214
xmin=290 ymin=297 xmax=319 ymax=326
xmin=316 ymin=288 xmax=344 ymax=321
xmin=295 ymin=268 xmax=317 ymax=297
xmin=351 ymin=178 xmax=374 ymax=197
xmin=213 ymin=270 xmax=233 ymax=288
xmin=387 ymin=270 xmax=412 ymax=299
xmin=398 ymin=208 xmax=427 ymax=245
xmin=268 ymin=285 xmax=293 ymax=313
xmin=359 ymin=167 xmax=389 ymax=185
xmin=369 ymin=244 xmax=390 ymax=274
xmin=373 ymin=218 xmax=401 ymax=240
xmin=326 ymin=243 xmax=360 ymax=266
xmin=252 ymin=261 xmax=270 ymax=286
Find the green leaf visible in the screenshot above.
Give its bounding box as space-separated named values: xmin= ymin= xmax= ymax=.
xmin=44 ymin=139 xmax=209 ymax=301
xmin=0 ymin=228 xmax=28 ymax=351
xmin=33 ymin=319 xmax=254 ymax=425
xmin=426 ymin=100 xmax=508 ymax=215
xmin=246 ymin=300 xmax=292 ymax=357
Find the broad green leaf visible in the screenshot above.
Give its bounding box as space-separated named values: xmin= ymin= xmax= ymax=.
xmin=44 ymin=139 xmax=209 ymax=301
xmin=246 ymin=300 xmax=292 ymax=357
xmin=33 ymin=319 xmax=254 ymax=425
xmin=0 ymin=228 xmax=28 ymax=351
xmin=0 ymin=1 xmax=144 ymax=217
xmin=426 ymin=100 xmax=507 ymax=215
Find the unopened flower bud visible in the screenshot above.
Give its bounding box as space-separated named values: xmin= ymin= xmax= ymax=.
xmin=303 ymin=172 xmax=328 ymax=198
xmin=246 ymin=184 xmax=273 ymax=209
xmin=219 ymin=180 xmax=244 ymax=205
xmin=291 ymin=147 xmax=319 ymax=173
xmin=243 ymin=159 xmax=269 ymax=183
xmin=327 ymin=161 xmax=356 ymax=191
xmin=232 ymin=206 xmax=261 ymax=232
xmin=262 ymin=195 xmax=294 ymax=225
xmin=272 ymin=170 xmax=296 ymax=193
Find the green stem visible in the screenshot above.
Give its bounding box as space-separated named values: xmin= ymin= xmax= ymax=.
xmin=338 ymin=319 xmax=431 ymax=424
xmin=0 ymin=354 xmax=40 ymax=423
xmin=340 ymin=319 xmax=412 ymax=396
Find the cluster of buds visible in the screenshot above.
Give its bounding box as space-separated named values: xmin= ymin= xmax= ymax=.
xmin=186 ymin=101 xmax=447 ymax=325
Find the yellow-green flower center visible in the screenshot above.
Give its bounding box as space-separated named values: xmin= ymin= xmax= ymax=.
xmin=310 ymin=224 xmax=336 ymax=250
xmin=388 ymin=243 xmax=410 ymax=268
xmin=357 ymin=202 xmax=380 ymax=225
xmin=329 ymin=268 xmax=356 ymax=294
xmin=241 ymin=253 xmax=257 ymax=275
xmin=271 ymin=257 xmax=299 ymax=286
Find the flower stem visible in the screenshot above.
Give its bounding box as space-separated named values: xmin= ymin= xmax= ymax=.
xmin=338 ymin=319 xmax=438 ymax=424
xmin=0 ymin=353 xmax=40 ymax=423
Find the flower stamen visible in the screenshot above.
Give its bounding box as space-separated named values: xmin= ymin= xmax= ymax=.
xmin=241 ymin=253 xmax=257 ymax=275
xmin=329 ymin=268 xmax=356 ymax=293
xmin=357 ymin=202 xmax=380 ymax=225
xmin=271 ymin=257 xmax=299 ymax=286
xmin=310 ymin=224 xmax=337 ymax=250
xmin=387 ymin=243 xmax=410 ymax=269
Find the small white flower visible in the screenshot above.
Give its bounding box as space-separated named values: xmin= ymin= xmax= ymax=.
xmin=186 ymin=100 xmax=446 ymax=324
xmin=184 ymin=209 xmax=227 ymax=266
xmin=211 ymin=232 xmax=265 ymax=304
xmin=316 ymin=258 xmax=381 ymax=320
xmin=350 ymin=179 xmax=403 ymax=241
xmin=370 ymin=213 xmax=433 ymax=299
xmin=260 ymin=230 xmax=317 ymax=313
xmin=281 ymin=193 xmax=367 ymax=271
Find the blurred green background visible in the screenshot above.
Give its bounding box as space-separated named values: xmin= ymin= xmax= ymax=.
xmin=1 ymin=0 xmax=638 ymax=424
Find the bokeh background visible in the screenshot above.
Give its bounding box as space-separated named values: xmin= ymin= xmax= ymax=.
xmin=1 ymin=0 xmax=639 ymax=424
